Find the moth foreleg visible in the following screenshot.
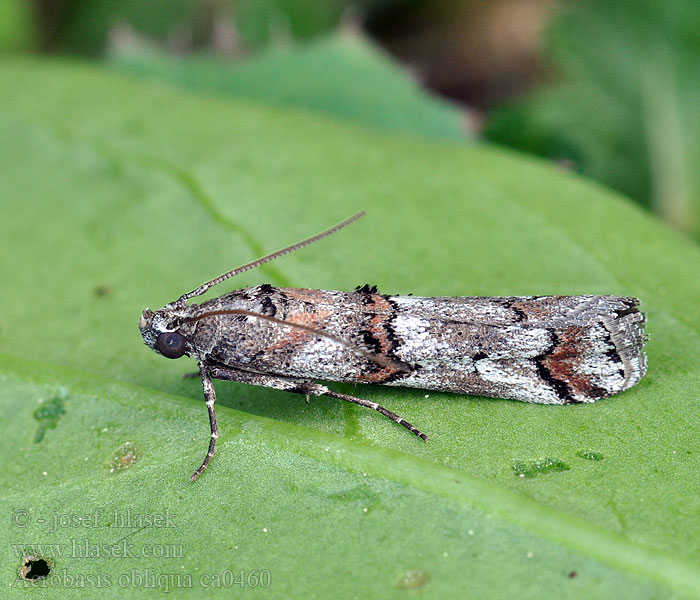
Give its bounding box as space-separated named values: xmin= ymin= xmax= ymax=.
xmin=207 ymin=365 xmax=428 ymax=442
xmin=191 ymin=362 xmax=219 ymax=482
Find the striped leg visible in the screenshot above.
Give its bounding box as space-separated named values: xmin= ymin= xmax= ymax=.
xmin=322 ymin=390 xmax=428 ymax=441
xmin=206 ymin=364 xmax=428 ymax=442
xmin=191 ymin=362 xmax=219 ymax=482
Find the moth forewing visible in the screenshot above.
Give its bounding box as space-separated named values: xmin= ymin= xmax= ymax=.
xmin=139 ymin=213 xmax=647 ymax=481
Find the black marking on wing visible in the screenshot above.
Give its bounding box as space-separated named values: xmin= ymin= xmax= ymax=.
xmin=259 ymin=296 xmax=276 ymax=317
xmin=359 ymin=329 xmax=383 ymax=355
xmin=355 ymin=284 xmax=380 ymax=305
xmin=253 ymin=284 xmax=277 ymax=317
xmin=612 ymin=298 xmax=640 ymax=319
xmin=533 ymin=332 xmax=578 ymax=404
xmin=354 ymin=297 xmax=416 ymax=383
xmin=603 ymin=320 xmax=636 ymax=380
xmin=276 ymin=287 xmax=289 ymax=311
xmin=381 ymin=296 xmax=416 ymax=383
xmin=500 ymin=299 xmax=527 ymax=322
xmin=605 ymin=344 xmax=625 ymax=379
xmin=355 ymin=284 xmax=379 ymax=294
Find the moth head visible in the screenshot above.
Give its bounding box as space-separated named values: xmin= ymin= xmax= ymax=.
xmin=139 ymin=305 xmax=190 ymax=360
xmin=139 ymin=212 xmax=365 ymax=362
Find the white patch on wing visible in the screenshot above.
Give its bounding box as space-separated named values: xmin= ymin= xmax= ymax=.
xmin=391 ymin=314 xmax=433 ymax=355
xmin=391 ymin=296 xmax=516 ymax=323
xmin=476 ymin=360 xmax=562 ymax=404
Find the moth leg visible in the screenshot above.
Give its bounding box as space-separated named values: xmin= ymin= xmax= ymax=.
xmin=322 ymin=389 xmax=428 ymax=441
xmin=191 ymin=362 xmax=219 ymax=482
xmin=207 ymin=365 xmax=428 ymax=441
xmin=207 ymin=365 xmax=315 ymax=391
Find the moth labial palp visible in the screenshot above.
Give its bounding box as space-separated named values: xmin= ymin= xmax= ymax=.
xmin=139 ymin=210 xmax=648 ymax=481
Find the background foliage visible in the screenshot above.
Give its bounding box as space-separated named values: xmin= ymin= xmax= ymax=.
xmin=485 ymin=0 xmax=700 ymax=238
xmin=13 ymin=0 xmax=699 ymax=237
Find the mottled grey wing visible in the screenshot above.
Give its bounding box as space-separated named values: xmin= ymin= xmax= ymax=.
xmin=239 ymin=288 xmax=647 ymax=405
xmin=382 ymin=295 xmax=647 ymax=404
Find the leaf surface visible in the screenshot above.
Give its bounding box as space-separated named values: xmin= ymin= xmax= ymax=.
xmin=1 ymin=58 xmax=699 ymax=598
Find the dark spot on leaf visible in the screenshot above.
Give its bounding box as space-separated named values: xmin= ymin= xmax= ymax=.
xmin=93 ymin=285 xmax=112 ymax=297
xmin=21 ymin=556 xmax=52 ymax=580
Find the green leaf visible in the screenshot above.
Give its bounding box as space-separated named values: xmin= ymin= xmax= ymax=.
xmin=108 ymin=32 xmax=468 ymax=141
xmin=1 ymin=57 xmax=700 ymax=598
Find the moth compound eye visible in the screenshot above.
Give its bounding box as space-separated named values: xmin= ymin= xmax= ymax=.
xmin=156 ymin=332 xmax=186 ymax=359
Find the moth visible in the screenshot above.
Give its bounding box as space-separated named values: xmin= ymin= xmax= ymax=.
xmin=139 ymin=212 xmax=647 ymax=481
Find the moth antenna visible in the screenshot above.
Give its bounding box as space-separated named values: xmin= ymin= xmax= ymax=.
xmin=176 ymin=211 xmax=365 ymax=304
xmin=183 ymin=308 xmax=411 ymax=374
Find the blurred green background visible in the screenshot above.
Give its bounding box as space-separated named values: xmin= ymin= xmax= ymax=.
xmin=4 ymin=0 xmax=700 ymax=238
